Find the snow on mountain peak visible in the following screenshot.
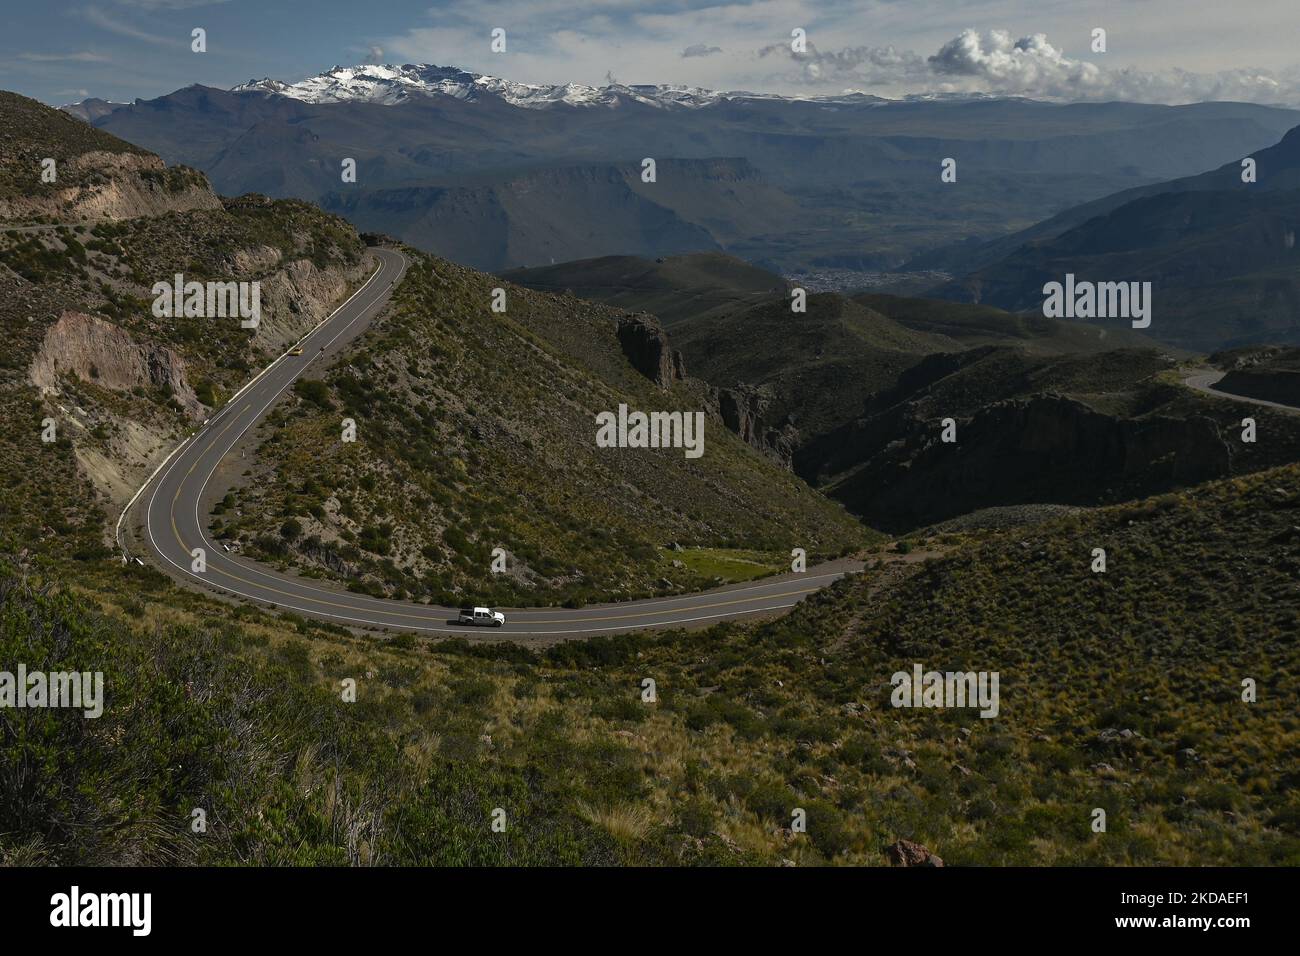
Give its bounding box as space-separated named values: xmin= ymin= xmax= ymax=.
xmin=230 ymin=63 xmax=886 ymax=110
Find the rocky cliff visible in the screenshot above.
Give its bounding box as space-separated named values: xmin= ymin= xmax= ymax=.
xmin=29 ymin=311 xmax=203 ymax=419
xmin=709 ymin=384 xmax=798 ymax=469
xmin=613 ymin=311 xmax=797 ymax=466
xmin=615 ymin=312 xmax=686 ymax=389
xmin=1212 ymin=346 xmax=1300 ymax=408
xmin=0 ymin=151 xmax=221 ymax=223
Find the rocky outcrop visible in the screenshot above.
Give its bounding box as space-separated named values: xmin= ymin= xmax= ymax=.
xmin=885 ymin=839 xmax=944 ymax=867
xmin=231 ymin=243 xmax=284 ymax=275
xmin=612 ymin=311 xmax=794 ymax=465
xmin=616 ymin=312 xmax=685 ymax=389
xmin=0 ymin=151 xmax=221 ymax=222
xmin=673 ymin=350 xmax=687 ymax=382
xmin=988 ymin=396 xmax=1232 ymax=483
xmin=709 ymin=384 xmax=798 ymax=468
xmin=252 ymin=256 xmax=369 ymax=352
xmin=1217 ymin=368 xmax=1300 ymax=407
xmin=296 ymin=536 xmax=359 ymax=579
xmin=29 ymin=311 xmax=204 ymax=419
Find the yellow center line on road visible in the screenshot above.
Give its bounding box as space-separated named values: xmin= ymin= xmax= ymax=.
xmin=172 ymin=476 xmax=821 ymax=624
xmin=157 ymin=249 xmax=834 ymax=632
xmin=174 ymin=492 xmax=826 ymax=625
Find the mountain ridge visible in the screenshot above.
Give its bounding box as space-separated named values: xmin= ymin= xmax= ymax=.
xmin=929 ymin=141 xmax=1300 ymax=351
xmin=230 ymin=62 xmax=905 ymax=110
xmin=0 ymin=89 xmax=866 ymax=604
xmin=65 ymin=73 xmax=1300 ymax=272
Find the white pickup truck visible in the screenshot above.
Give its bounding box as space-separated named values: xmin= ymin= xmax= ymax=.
xmin=457 ymin=606 xmax=505 ymax=627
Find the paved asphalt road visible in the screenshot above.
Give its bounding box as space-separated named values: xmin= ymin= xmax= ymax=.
xmin=1183 ymin=368 xmax=1300 ymax=414
xmin=133 ymin=247 xmax=863 ymax=638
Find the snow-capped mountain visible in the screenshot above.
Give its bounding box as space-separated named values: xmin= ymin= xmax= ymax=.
xmin=58 ymin=97 xmax=129 ymax=122
xmin=230 ymin=63 xmax=884 ymax=109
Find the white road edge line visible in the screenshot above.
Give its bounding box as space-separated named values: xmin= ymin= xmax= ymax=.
xmin=186 ymin=255 xmax=400 ymax=596
xmin=145 ymin=253 xmax=393 ymax=580
xmin=179 ymin=253 xmax=853 ymax=615
xmin=117 ymin=252 xmax=388 ymax=557
xmin=141 ymin=247 xmax=855 ymax=636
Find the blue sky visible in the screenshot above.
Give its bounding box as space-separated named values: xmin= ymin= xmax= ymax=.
xmin=5 ymin=0 xmax=1300 ymax=106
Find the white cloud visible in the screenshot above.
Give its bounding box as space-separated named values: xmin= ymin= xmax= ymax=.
xmin=758 ymin=41 xmax=930 ymax=87
xmin=82 ymin=4 xmax=182 ymax=46
xmin=362 ymin=3 xmax=1300 ymax=106
xmin=107 ymin=0 xmax=230 ymax=8
xmin=756 ymin=28 xmax=1300 ymax=105
xmin=19 ymin=51 xmax=112 ymax=63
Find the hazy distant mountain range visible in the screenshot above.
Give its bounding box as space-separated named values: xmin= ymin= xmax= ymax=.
xmin=932 ymin=125 xmax=1300 ymax=349
xmin=229 ymin=62 xmax=892 ymax=109
xmin=58 ymin=97 xmax=127 ymax=123
xmin=64 ymin=63 xmax=1299 ymax=274
xmin=10 ymin=84 xmax=1300 ymax=869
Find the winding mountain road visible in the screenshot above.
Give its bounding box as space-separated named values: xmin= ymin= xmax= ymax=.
xmin=1183 ymin=367 xmax=1300 ymax=414
xmin=126 ymin=247 xmax=862 ymax=639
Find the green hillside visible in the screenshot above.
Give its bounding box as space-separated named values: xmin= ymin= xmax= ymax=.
xmin=855 ymin=293 xmax=1171 ymax=356
xmin=500 ymin=248 xmax=1292 ymax=535
xmin=0 ymin=90 xmax=147 ymax=201
xmin=816 ymin=463 xmax=1300 ymax=864
xmin=673 ymin=291 xmax=956 ymax=440
xmin=503 ymin=251 xmax=785 ymax=327
xmin=7 ymin=462 xmax=1296 ymax=865
xmin=217 ymin=247 xmax=868 ymax=606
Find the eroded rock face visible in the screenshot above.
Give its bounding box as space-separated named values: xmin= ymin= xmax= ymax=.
xmin=253 ymin=257 xmax=366 ymax=352
xmin=296 ymin=536 xmax=358 ymax=579
xmin=29 ymin=311 xmax=204 ymax=419
xmin=1219 ymin=368 xmax=1300 ymax=407
xmin=0 ymin=151 xmax=221 ymax=222
xmin=886 ymin=839 xmax=944 ymax=867
xmin=710 ymin=384 xmax=797 ymax=468
xmin=231 ymin=243 xmax=283 ymax=275
xmin=611 ymin=312 xmax=795 ymax=466
xmin=673 ymin=350 xmax=687 ymax=382
xmin=616 ymin=312 xmax=685 ymax=389
xmin=985 ymin=396 xmax=1231 ymax=484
